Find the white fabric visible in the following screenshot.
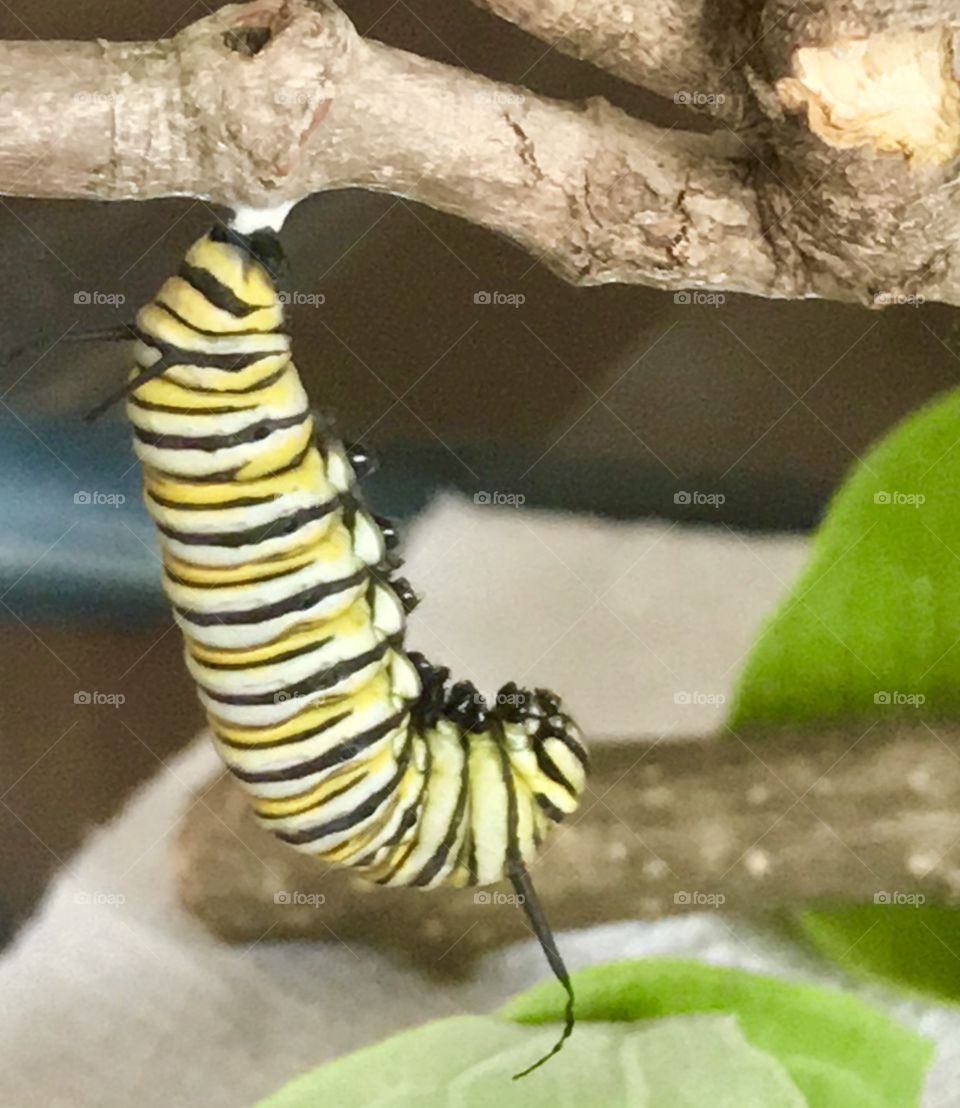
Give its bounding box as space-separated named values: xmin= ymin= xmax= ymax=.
xmin=1 ymin=496 xmax=957 ymax=1106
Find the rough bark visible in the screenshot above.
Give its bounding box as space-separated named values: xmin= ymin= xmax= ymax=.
xmin=474 ymin=0 xmax=960 ymax=305
xmin=470 ymin=0 xmax=759 ymax=126
xmin=175 ymin=723 xmax=960 ymax=976
xmin=0 ymin=0 xmax=959 ymax=304
xmin=0 ymin=1 xmax=780 ymax=296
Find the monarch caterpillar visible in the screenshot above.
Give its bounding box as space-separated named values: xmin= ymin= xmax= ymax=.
xmin=121 ymin=216 xmax=588 ymax=1076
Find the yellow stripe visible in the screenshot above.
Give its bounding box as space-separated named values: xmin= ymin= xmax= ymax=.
xmin=133 ymin=362 xmax=302 ymax=414
xmin=168 ymin=545 xmax=321 ymax=589
xmin=136 ymin=302 xmax=289 ymax=359
xmin=235 ymin=419 xmax=313 ymax=479
xmin=211 ymin=669 xmax=392 ymax=746
xmin=318 ymin=762 xmax=422 ymax=864
xmin=187 ymin=596 xmax=369 ymax=664
xmin=145 ymin=446 xmax=328 ymax=508
xmin=254 ymin=744 xmax=395 ymax=818
xmin=157 ymin=275 xmax=282 ymax=334
xmin=186 ymin=237 xmax=276 ymax=308
xmin=145 ymin=353 xmax=292 ymax=393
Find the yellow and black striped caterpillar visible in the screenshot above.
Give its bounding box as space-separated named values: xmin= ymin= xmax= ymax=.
xmin=122 ymin=220 xmax=588 ymax=1074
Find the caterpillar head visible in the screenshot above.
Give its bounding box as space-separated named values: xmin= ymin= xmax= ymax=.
xmin=208 ymin=223 xmax=288 ymax=285
xmin=494 ymin=682 xmax=585 ymax=758
xmin=407 ymin=654 xmax=491 ymax=734
xmin=444 ymin=680 xmax=489 ymax=734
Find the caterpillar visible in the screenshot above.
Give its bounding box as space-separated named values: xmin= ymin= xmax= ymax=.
xmin=121 ymin=217 xmax=588 ymax=1075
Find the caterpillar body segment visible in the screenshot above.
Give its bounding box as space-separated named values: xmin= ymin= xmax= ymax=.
xmin=125 ymin=222 xmax=587 ymax=1075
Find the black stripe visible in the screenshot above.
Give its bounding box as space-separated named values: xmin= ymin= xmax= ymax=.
xmin=156 ymin=298 xmax=283 ymax=339
xmin=552 ymin=728 xmax=590 ymax=771
xmin=216 ymin=707 xmax=352 ymax=752
xmin=386 ymin=798 xmax=422 ymax=848
xmin=533 ymin=743 xmax=578 ymax=797
xmin=168 ymin=562 xmax=307 ymax=592
xmin=190 ymin=633 xmax=336 ymax=670
xmin=175 ymin=567 xmax=367 ymax=626
xmin=135 ymin=326 xmax=288 ymax=371
xmin=156 ymin=497 xmax=338 ymax=548
xmin=178 ymin=261 xmax=269 ymax=316
xmin=365 ymin=737 xmax=435 ymax=876
xmin=500 ymin=724 xmax=523 ymax=866
xmin=131 ymin=395 xmax=258 ymax=416
xmin=150 ymin=489 xmax=277 ymax=512
xmin=466 ymin=809 xmax=478 ymax=886
xmin=535 ymin=794 xmax=566 ymax=822
xmin=135 ymin=410 xmax=307 ymax=452
xmin=411 ymin=734 xmax=471 ymax=887
xmin=178 ymin=365 xmax=290 ymax=396
xmin=123 ymin=361 xmax=290 ymax=413
xmin=201 ymin=639 xmax=391 ymax=705
xmin=149 ymin=438 xmax=313 ymax=485
xmin=258 ymin=771 xmax=363 ymax=820
xmin=226 ymin=708 xmax=407 ymax=769
xmin=273 ymin=743 xmax=414 ymax=845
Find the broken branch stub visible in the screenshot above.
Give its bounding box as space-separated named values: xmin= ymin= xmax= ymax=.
xmin=758 ymin=12 xmax=960 ymax=305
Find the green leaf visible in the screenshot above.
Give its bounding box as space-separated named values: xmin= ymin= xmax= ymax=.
xmin=777 ymin=1058 xmax=884 ymax=1108
xmin=727 ymin=386 xmax=960 ymax=1002
xmin=255 ymin=1013 xmax=807 ymax=1108
xmin=730 ymin=387 xmax=960 ymax=727
xmin=798 ymin=904 xmax=960 ymax=1003
xmin=503 ymin=958 xmax=932 ymax=1108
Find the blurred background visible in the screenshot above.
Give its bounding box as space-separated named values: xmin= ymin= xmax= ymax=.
xmin=0 ymin=0 xmax=958 ymax=943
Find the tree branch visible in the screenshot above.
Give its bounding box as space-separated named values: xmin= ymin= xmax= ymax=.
xmin=0 ymin=0 xmax=784 ymax=296
xmin=470 ymin=0 xmax=758 ymax=125
xmin=175 ymin=723 xmax=960 ymax=976
xmin=1 ymin=0 xmax=959 ymax=304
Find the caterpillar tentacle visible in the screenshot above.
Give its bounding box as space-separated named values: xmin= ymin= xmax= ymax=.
xmin=125 ymin=224 xmax=588 ymax=1075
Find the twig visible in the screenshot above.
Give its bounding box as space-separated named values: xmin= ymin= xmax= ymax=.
xmin=174 ymin=721 xmax=960 ymax=975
